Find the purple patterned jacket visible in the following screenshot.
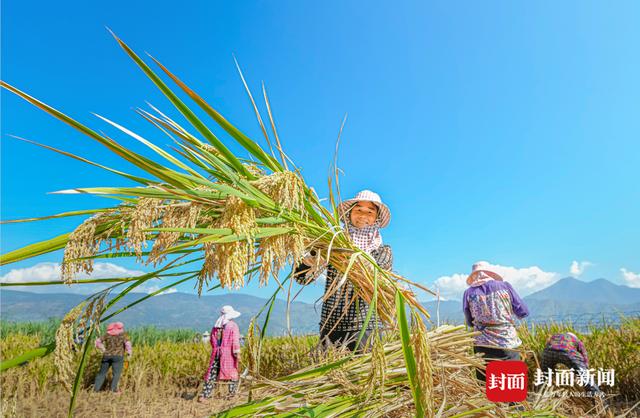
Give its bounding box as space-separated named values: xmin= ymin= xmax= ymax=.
xmin=545 ymin=333 xmax=589 ymax=366
xmin=463 ymin=280 xmax=529 ymax=349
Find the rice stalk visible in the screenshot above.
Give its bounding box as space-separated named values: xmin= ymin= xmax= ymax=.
xmin=363 ymin=335 xmax=386 ymax=402
xmin=53 ymin=303 xmax=86 ymax=392
xmin=411 ymin=311 xmax=433 ymax=417
xmin=245 ymin=318 xmax=260 ymax=377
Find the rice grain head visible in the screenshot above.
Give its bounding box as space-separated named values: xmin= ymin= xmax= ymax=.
xmin=244 ymin=162 xmax=266 ymax=177
xmin=53 ymin=302 xmax=86 ymax=392
xmin=75 ymin=299 xmax=94 ymax=342
xmin=364 ymin=334 xmax=387 ymax=402
xmin=149 ymin=202 xmax=201 ymax=265
xmin=60 ymin=213 xmax=108 ymax=284
xmin=126 ymin=198 xmax=164 ymax=261
xmin=199 ymin=196 xmax=256 ymax=290
xmin=201 ymin=143 xmax=221 ymax=156
xmin=256 ymin=226 xmax=305 ymax=285
xmin=252 ymin=171 xmax=306 ymax=214
xmin=327 ymin=367 xmax=360 ymax=396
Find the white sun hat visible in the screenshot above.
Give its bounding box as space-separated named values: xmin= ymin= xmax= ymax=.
xmin=215 ymin=305 xmax=242 ymax=328
xmin=338 ymin=190 xmax=391 ymax=228
xmin=221 ymin=305 xmax=241 ymax=320
xmin=466 ymin=261 xmax=504 ymax=285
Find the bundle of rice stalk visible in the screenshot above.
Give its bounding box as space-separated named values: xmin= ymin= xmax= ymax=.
xmin=218 ymin=325 xmax=571 ymax=417
xmin=1 ymin=32 xmax=434 ymax=414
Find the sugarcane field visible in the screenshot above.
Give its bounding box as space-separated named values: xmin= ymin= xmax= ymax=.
xmin=1 ymin=2 xmax=640 ymax=417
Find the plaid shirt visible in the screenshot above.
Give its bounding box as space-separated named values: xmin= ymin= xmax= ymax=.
xmin=294 ymin=245 xmax=393 ymax=332
xmin=95 ymin=333 xmax=132 ymax=356
xmin=545 ymin=333 xmax=589 ymax=366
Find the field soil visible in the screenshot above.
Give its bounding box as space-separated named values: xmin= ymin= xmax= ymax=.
xmin=2 ymin=386 xmax=250 ymax=418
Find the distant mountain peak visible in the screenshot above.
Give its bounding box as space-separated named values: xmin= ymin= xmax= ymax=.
xmin=526 ymin=277 xmax=640 ymax=304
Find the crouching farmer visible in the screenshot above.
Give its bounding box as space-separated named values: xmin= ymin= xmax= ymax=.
xmin=541 ymin=332 xmax=603 ymax=395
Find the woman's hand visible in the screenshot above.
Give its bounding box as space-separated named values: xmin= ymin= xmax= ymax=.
xmin=302 ymin=250 xmax=325 ymax=267
xmin=302 ymin=255 xmax=317 ymax=266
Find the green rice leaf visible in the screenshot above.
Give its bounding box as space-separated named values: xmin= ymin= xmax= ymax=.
xmin=355 ymin=269 xmax=378 ymax=350
xmin=109 ymin=31 xmax=251 ymax=178
xmin=395 ymin=290 xmax=424 ymax=417
xmin=1 ymin=232 xmax=70 ymax=265
xmin=0 ymin=208 xmax=111 ymax=224
xmin=149 ymin=55 xmax=282 ymax=172
xmin=0 ymin=343 xmax=55 ymax=372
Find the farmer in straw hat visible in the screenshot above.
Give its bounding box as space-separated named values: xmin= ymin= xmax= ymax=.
xmin=198 ymin=305 xmax=242 ymax=402
xmin=94 ymin=321 xmax=132 ymax=393
xmin=294 ymin=190 xmax=393 ymax=352
xmin=463 ymin=262 xmax=529 ymax=381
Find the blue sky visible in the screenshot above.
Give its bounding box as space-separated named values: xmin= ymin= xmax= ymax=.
xmin=2 ymin=1 xmax=639 ymax=302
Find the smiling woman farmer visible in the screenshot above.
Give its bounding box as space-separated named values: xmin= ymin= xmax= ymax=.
xmin=294 ymin=190 xmax=393 ymax=352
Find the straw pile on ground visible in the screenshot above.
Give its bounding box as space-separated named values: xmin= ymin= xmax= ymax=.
xmin=222 ymin=324 xmax=586 ymax=417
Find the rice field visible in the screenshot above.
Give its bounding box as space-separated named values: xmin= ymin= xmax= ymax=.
xmin=0 ymin=326 xmax=318 ymax=417
xmin=1 ymin=318 xmax=638 ymax=417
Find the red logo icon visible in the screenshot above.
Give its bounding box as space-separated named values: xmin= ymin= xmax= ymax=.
xmin=485 ymin=361 xmax=528 ymax=402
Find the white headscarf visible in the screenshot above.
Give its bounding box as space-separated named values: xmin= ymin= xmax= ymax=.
xmin=214 ymin=305 xmax=241 ymax=329
xmin=347 ymin=218 xmax=383 ymax=254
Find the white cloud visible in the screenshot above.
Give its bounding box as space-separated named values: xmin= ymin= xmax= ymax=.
xmin=1 ymin=262 xmax=145 ymax=283
xmin=433 ymin=261 xmax=561 ymax=301
xmin=620 ymin=268 xmax=640 ymax=288
xmin=432 ymin=273 xmax=468 ymax=301
xmin=1 ymin=262 xmax=146 ymax=294
xmin=570 ymin=260 xmax=593 ymax=277
xmin=141 ymin=285 xmax=178 ymax=295
xmin=1 ymin=262 xmax=62 ymax=283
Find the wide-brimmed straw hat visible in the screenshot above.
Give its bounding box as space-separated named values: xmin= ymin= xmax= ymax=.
xmin=338 ymin=190 xmax=391 ymax=228
xmin=220 ymin=305 xmax=241 ymax=320
xmin=106 ymin=322 xmax=124 ymax=336
xmin=465 ymin=261 xmax=503 ymax=285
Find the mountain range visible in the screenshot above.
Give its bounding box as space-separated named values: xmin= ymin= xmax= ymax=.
xmin=1 ymin=277 xmax=638 ymax=334
xmin=423 ymin=277 xmax=640 ymax=325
